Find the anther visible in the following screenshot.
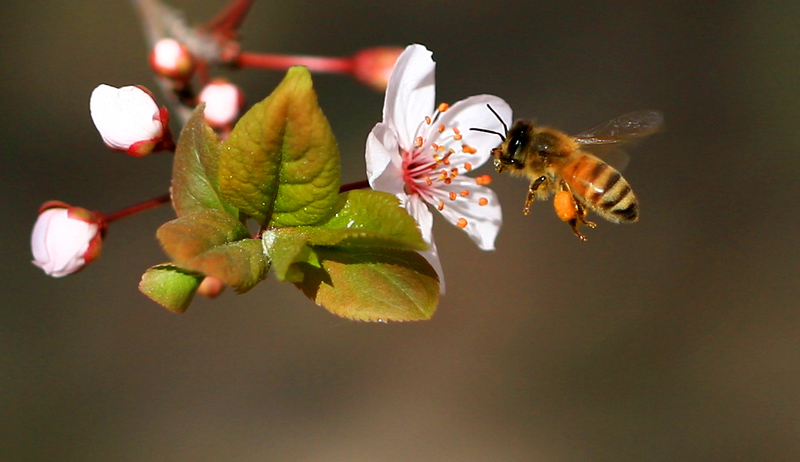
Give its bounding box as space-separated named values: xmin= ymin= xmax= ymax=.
xmin=460 ymin=190 xmax=470 ymax=197
xmin=415 ymin=136 xmax=423 ymax=148
xmin=425 ymin=176 xmax=433 ymax=186
xmin=449 ymin=192 xmax=458 ymax=201
xmin=425 ymin=116 xmax=432 ymax=125
xmin=450 ymin=168 xmax=459 ymax=177
xmin=476 ymin=175 xmax=492 ymax=185
xmin=454 ymin=134 xmax=463 ymax=140
xmin=464 ymin=162 xmax=473 ymax=171
xmin=438 ymin=124 xmax=446 ymax=133
xmin=438 ymin=201 xmax=445 ymax=211
xmin=437 ymin=102 xmax=450 ymax=112
xmin=456 ymin=218 xmax=468 ymax=228
xmin=462 ymin=145 xmax=477 ymax=154
xmin=478 ymin=197 xmax=489 ymax=206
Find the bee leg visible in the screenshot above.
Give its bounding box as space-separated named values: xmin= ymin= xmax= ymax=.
xmin=574 ymin=197 xmax=596 ymax=229
xmin=523 ymin=176 xmax=547 ymax=215
xmin=554 ymin=182 xmax=594 ymax=242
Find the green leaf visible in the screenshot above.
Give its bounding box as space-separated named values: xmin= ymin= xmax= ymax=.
xmin=171 ymin=105 xmax=237 ymax=217
xmin=157 ymin=209 xmax=250 ymax=264
xmin=219 ymin=66 xmax=341 ymax=227
xmin=308 ymin=190 xmax=427 ymax=250
xmin=139 ymin=264 xmax=204 ymax=313
xmin=262 ymin=228 xmax=321 ymax=282
xmin=156 ymin=210 xmax=268 ymax=292
xmin=182 ymin=239 xmax=269 ymax=293
xmin=294 ymin=247 xmax=439 ymax=322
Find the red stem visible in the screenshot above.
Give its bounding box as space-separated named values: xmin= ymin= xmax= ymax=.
xmin=202 ymin=0 xmax=254 ymax=38
xmin=103 ymin=193 xmax=171 ymax=224
xmin=236 ymin=52 xmax=355 ymax=74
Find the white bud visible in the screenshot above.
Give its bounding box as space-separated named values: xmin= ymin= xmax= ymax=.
xmin=150 ymin=38 xmax=195 ymax=81
xmin=198 ymin=80 xmax=244 ymax=129
xmin=89 ymin=84 xmax=166 ymax=156
xmin=31 ymin=207 xmax=102 ymax=278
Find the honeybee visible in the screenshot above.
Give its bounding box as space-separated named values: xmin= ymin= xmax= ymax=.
xmin=473 ymin=107 xmax=663 ymax=241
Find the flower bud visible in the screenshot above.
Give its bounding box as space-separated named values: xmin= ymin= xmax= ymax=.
xmin=197 ymin=276 xmax=225 ymax=298
xmin=198 ymin=79 xmax=244 ymax=129
xmin=89 ymin=84 xmax=173 ymax=157
xmin=149 ymin=38 xmax=195 ymax=82
xmin=351 ymin=47 xmax=404 ymax=92
xmin=31 ymin=202 xmax=105 ymax=278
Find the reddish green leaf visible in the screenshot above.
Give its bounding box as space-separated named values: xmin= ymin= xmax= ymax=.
xmin=218 ymin=67 xmax=340 ymax=227
xmin=156 ymin=210 xmax=268 ymax=292
xmin=171 ymin=105 xmax=237 ymax=217
xmin=294 ymin=247 xmax=439 ymax=322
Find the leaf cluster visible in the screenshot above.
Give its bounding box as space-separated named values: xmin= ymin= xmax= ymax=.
xmin=139 ymin=67 xmax=439 ymax=321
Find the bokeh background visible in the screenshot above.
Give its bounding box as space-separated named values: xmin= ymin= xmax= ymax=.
xmin=3 ymin=1 xmax=800 ymax=460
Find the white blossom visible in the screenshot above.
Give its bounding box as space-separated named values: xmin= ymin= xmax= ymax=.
xmin=365 ymin=44 xmax=512 ymax=291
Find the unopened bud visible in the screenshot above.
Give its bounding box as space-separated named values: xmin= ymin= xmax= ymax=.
xmin=89 ymin=84 xmax=173 ymax=157
xmin=197 ymin=276 xmax=225 ymax=298
xmin=149 ymin=38 xmax=195 ymax=82
xmin=198 ymin=79 xmax=244 ymax=129
xmin=352 ymin=47 xmax=404 ymax=92
xmin=31 ymin=202 xmax=105 ymax=278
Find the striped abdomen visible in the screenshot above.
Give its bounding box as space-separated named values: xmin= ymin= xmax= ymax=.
xmin=560 ymin=153 xmax=639 ymax=222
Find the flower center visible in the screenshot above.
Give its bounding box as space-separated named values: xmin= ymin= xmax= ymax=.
xmin=399 ymin=102 xmax=492 ymax=230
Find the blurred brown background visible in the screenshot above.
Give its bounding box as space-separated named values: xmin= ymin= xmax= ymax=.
xmin=2 ymin=1 xmax=800 ymax=460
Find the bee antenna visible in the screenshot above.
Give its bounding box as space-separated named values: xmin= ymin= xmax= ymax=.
xmin=469 ymin=104 xmax=508 ymax=141
xmin=469 ymin=127 xmax=506 ymax=141
xmin=485 ymin=103 xmax=508 ymax=134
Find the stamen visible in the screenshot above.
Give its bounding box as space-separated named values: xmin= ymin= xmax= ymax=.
xmin=415 ymin=136 xmax=423 ymax=148
xmin=438 ymin=124 xmax=446 ymax=133
xmin=449 ymin=192 xmax=458 ymax=201
xmin=476 ymin=175 xmax=492 ymax=185
xmin=456 ymin=218 xmax=468 ymax=228
xmin=425 ymin=116 xmax=432 ymax=125
xmin=454 ymin=134 xmax=463 ymax=140
xmin=437 ymin=102 xmax=450 ymax=112
xmin=462 ymin=145 xmax=477 ymax=154
xmin=464 ymin=162 xmax=473 ymax=171
xmin=444 ymin=177 xmax=452 ymax=184
xmin=450 ymin=168 xmax=459 ymax=177
xmin=438 ymin=201 xmax=445 ymax=211
xmin=439 ymin=170 xmax=448 ymax=180
xmin=425 ymin=176 xmax=433 ymax=186
xmin=453 ymin=127 xmax=461 ymax=135
xmin=478 ymin=197 xmax=489 ymax=206
xmin=460 ymin=190 xmax=470 ymax=197
xmin=431 ymin=143 xmax=440 ymax=151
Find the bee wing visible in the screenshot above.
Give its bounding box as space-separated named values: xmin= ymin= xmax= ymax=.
xmin=574 ymin=110 xmax=664 ymax=145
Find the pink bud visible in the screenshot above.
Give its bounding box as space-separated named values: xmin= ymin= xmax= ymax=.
xmin=198 ymin=79 xmax=244 ymax=129
xmin=89 ymin=84 xmax=172 ymax=157
xmin=149 ymin=38 xmax=195 ymax=82
xmin=197 ymin=276 xmax=225 ymax=298
xmin=31 ymin=203 xmax=105 ymax=278
xmin=352 ymin=47 xmax=404 ymax=92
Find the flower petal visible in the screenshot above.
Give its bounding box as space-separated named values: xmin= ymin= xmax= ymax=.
xmin=431 ymin=95 xmax=512 ymax=168
xmin=90 ymin=84 xmax=164 ymax=151
xmin=437 ymin=179 xmax=503 ymax=251
xmin=404 ymin=194 xmax=445 ymax=293
xmin=382 ymin=44 xmax=435 ymax=149
xmin=366 ymin=123 xmax=405 ymax=196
